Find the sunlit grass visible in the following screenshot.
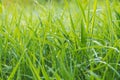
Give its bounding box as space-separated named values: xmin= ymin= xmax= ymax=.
xmin=0 ymin=0 xmax=120 ymax=80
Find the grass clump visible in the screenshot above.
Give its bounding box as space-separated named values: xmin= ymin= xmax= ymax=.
xmin=0 ymin=0 xmax=120 ymax=80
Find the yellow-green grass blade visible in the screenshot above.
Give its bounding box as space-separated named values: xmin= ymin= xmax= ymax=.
xmin=91 ymin=0 xmax=97 ymax=34
xmin=8 ymin=52 xmax=25 ymax=80
xmin=26 ymin=53 xmax=41 ymax=80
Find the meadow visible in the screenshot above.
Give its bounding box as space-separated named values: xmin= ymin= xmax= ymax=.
xmin=0 ymin=0 xmax=120 ymax=80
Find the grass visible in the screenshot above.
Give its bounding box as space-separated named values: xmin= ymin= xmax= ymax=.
xmin=0 ymin=0 xmax=120 ymax=80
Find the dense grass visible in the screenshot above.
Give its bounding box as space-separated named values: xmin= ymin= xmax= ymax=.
xmin=0 ymin=0 xmax=120 ymax=80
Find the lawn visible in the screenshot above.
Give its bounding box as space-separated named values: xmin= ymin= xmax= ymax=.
xmin=0 ymin=0 xmax=120 ymax=80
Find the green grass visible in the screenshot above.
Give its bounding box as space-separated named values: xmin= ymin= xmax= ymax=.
xmin=0 ymin=0 xmax=120 ymax=80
